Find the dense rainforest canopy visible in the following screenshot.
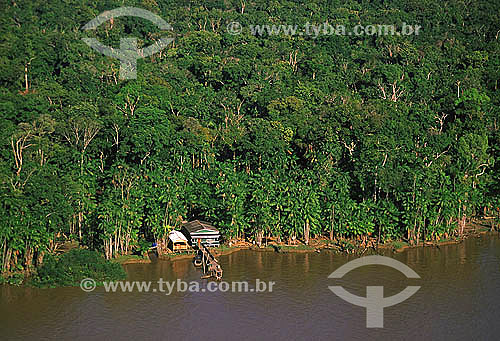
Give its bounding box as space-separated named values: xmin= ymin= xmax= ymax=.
xmin=1 ymin=0 xmax=499 ymax=273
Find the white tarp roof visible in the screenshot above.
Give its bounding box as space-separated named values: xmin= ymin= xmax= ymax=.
xmin=168 ymin=230 xmax=188 ymax=243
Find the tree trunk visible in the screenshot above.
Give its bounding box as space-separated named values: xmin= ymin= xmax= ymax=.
xmin=304 ymin=220 xmax=310 ymax=245
xmin=377 ymin=224 xmax=381 ymax=250
xmin=256 ymin=230 xmax=263 ymax=247
xmin=330 ymin=206 xmax=335 ymax=240
xmin=416 ymin=221 xmax=421 ymax=246
xmin=2 ymin=248 xmax=11 ymax=274
xmin=25 ymin=246 xmax=33 ymax=272
xmin=36 ymin=250 xmax=45 ymax=267
xmin=1 ymin=238 xmax=6 ymax=273
xmin=460 ymin=204 xmax=467 ymax=236
xmin=12 ymin=250 xmax=18 ymax=269
xmin=78 ymin=210 xmax=83 ymax=241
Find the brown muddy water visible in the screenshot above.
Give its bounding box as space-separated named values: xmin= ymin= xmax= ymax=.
xmin=2 ymin=234 xmax=500 ymax=340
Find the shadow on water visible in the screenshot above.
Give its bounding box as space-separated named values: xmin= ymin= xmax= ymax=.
xmin=147 ymin=250 xmax=158 ymax=262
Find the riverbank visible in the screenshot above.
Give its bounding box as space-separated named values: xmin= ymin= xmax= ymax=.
xmin=115 ymin=220 xmax=498 ymax=265
xmin=3 ymin=220 xmax=495 ymax=284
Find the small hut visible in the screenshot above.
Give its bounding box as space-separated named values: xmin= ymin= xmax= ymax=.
xmin=168 ymin=230 xmax=189 ymax=252
xmin=181 ymin=220 xmax=220 ymax=247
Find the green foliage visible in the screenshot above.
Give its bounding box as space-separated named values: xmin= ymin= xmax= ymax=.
xmin=390 ymin=241 xmax=408 ymax=250
xmin=0 ymin=273 xmax=25 ymax=286
xmin=31 ymin=249 xmax=126 ymax=288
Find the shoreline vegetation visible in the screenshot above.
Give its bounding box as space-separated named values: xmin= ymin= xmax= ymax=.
xmin=0 ymin=219 xmax=497 ymax=286
xmin=119 ymin=219 xmax=498 ymax=265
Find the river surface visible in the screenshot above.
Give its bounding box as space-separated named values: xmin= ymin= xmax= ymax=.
xmin=2 ymin=234 xmax=500 ymax=340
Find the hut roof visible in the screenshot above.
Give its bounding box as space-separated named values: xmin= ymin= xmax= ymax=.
xmin=182 ymin=220 xmax=219 ymax=234
xmin=168 ymin=230 xmax=188 ymax=243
